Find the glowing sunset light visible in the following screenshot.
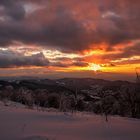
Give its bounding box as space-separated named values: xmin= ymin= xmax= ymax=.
xmin=89 ymin=64 xmax=101 ymax=72
xmin=0 ymin=0 xmax=139 ymax=81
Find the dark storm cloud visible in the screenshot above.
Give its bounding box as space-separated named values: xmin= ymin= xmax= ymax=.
xmin=0 ymin=0 xmax=25 ymax=20
xmin=99 ymin=0 xmax=140 ymax=46
xmin=73 ymin=61 xmax=88 ymax=67
xmin=49 ymin=56 xmax=88 ymax=67
xmin=0 ymin=50 xmax=49 ymax=68
xmin=0 ymin=0 xmax=139 ymax=52
xmin=0 ymin=5 xmax=92 ymax=52
xmin=50 ymin=61 xmax=88 ymax=68
xmin=121 ymin=43 xmax=140 ymax=58
xmin=102 ymin=43 xmax=140 ymax=61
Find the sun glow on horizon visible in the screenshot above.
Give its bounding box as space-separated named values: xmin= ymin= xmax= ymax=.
xmin=89 ymin=63 xmax=102 ymax=72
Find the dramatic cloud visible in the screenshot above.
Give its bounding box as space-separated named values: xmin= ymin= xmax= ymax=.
xmin=0 ymin=50 xmax=49 ymax=68
xmin=50 ymin=60 xmax=88 ymax=68
xmin=0 ymin=0 xmax=25 ymax=20
xmin=100 ymin=42 xmax=140 ymax=63
xmin=0 ymin=0 xmax=140 ymax=80
xmin=0 ymin=0 xmax=139 ymax=52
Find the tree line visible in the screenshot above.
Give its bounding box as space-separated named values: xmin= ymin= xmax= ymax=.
xmin=0 ymin=83 xmax=140 ymax=119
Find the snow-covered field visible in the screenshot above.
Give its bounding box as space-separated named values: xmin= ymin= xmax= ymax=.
xmin=0 ymin=101 xmax=140 ymax=140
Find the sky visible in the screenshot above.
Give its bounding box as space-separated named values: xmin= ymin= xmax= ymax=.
xmin=0 ymin=0 xmax=140 ymax=81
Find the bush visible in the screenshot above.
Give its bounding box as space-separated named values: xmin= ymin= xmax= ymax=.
xmin=47 ymin=94 xmax=60 ymax=108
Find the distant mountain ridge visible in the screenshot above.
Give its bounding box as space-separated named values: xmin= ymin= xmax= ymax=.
xmin=0 ymin=77 xmax=133 ymax=93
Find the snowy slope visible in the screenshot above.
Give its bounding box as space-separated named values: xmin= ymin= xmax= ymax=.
xmin=0 ymin=101 xmax=140 ymax=140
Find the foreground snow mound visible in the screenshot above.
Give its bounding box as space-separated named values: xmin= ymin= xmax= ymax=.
xmin=22 ymin=135 xmax=50 ymax=140
xmin=0 ymin=100 xmax=25 ymax=108
xmin=0 ymin=101 xmax=140 ymax=140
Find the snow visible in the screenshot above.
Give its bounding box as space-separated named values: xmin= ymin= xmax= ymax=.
xmin=0 ymin=101 xmax=140 ymax=140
